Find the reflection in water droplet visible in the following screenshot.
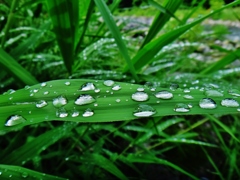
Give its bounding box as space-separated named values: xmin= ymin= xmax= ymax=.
xmin=41 ymin=82 xmax=47 ymax=87
xmin=174 ymin=103 xmax=190 ymax=112
xmin=65 ymin=82 xmax=70 ymax=86
xmin=103 ymin=80 xmax=114 ymax=86
xmin=75 ymin=94 xmax=95 ymax=105
xmin=133 ymin=104 xmax=156 ymax=117
xmin=36 ymin=100 xmax=48 ymax=108
xmin=83 ymin=108 xmax=94 ymax=117
xmin=137 ymin=87 xmax=145 ymax=92
xmin=112 ymin=84 xmax=121 ymax=91
xmin=56 ymin=108 xmax=68 ymax=118
xmin=228 ymin=89 xmax=240 ymax=97
xmin=71 ymin=110 xmax=80 ymax=117
xmin=80 ymin=82 xmax=95 ymax=91
xmin=132 ymin=92 xmax=149 ymax=102
xmin=155 ymin=91 xmax=173 ymax=99
xmin=5 ymin=115 xmax=26 ymax=126
xmin=204 ymin=90 xmax=223 ymax=97
xmin=53 ymin=95 xmax=67 ymax=107
xmin=221 ymin=98 xmax=239 ymax=107
xmin=199 ymin=98 xmax=217 ymax=109
xmin=170 ymin=83 xmax=179 ymax=91
xmin=183 ymin=95 xmax=194 ymax=99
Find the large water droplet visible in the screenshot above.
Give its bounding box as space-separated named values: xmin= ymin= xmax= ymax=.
xmin=53 ymin=95 xmax=67 ymax=107
xmin=133 ymin=104 xmax=156 ymax=117
xmin=155 ymin=90 xmax=173 ymax=99
xmin=75 ymin=94 xmax=96 ymax=105
xmin=5 ymin=115 xmax=26 ymax=126
xmin=132 ymin=92 xmax=149 ymax=102
xmin=204 ymin=90 xmax=223 ymax=97
xmin=228 ymin=89 xmax=240 ymax=97
xmin=103 ymin=80 xmax=114 ymax=87
xmin=199 ymin=98 xmax=217 ymax=109
xmin=36 ymin=100 xmax=48 ymax=108
xmin=221 ymin=98 xmax=239 ymax=107
xmin=80 ymin=82 xmax=96 ymax=91
xmin=56 ymin=108 xmax=68 ymax=118
xmin=112 ymin=84 xmax=121 ymax=91
xmin=174 ymin=103 xmax=190 ymax=112
xmin=82 ymin=108 xmax=94 ymax=117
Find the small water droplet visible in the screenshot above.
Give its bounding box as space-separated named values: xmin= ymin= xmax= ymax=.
xmin=75 ymin=94 xmax=95 ymax=105
xmin=199 ymin=98 xmax=217 ymax=109
xmin=94 ymin=88 xmax=100 ymax=93
xmin=24 ymin=85 xmax=30 ymax=90
xmin=103 ymin=80 xmax=114 ymax=86
xmin=94 ymin=103 xmax=98 ymax=106
xmin=82 ymin=108 xmax=94 ymax=117
xmin=43 ymin=91 xmax=49 ymax=95
xmin=174 ymin=103 xmax=190 ymax=112
xmin=183 ymin=94 xmax=194 ymax=99
xmin=5 ymin=115 xmax=26 ymax=126
xmin=133 ymin=104 xmax=156 ymax=117
xmin=41 ymin=82 xmax=47 ymax=87
xmin=80 ymin=82 xmax=96 ymax=91
xmin=21 ymin=172 xmax=28 ymax=178
xmin=155 ymin=90 xmax=173 ymax=99
xmin=150 ymin=87 xmax=156 ymax=92
xmin=183 ymin=88 xmax=191 ymax=93
xmin=170 ymin=83 xmax=179 ymax=91
xmin=221 ymin=98 xmax=239 ymax=107
xmin=137 ymin=87 xmax=145 ymax=91
xmin=228 ymin=89 xmax=240 ymax=97
xmin=204 ymin=90 xmax=223 ymax=97
xmin=237 ymin=108 xmax=240 ymax=112
xmin=65 ymin=82 xmax=70 ymax=86
xmin=53 ymin=95 xmax=67 ymax=107
xmin=132 ymin=92 xmax=149 ymax=102
xmin=36 ymin=100 xmax=48 ymax=108
xmin=116 ymin=99 xmax=121 ymax=103
xmin=56 ymin=108 xmax=68 ymax=118
xmin=71 ymin=110 xmax=80 ymax=117
xmin=33 ymin=89 xmax=38 ymax=93
xmin=112 ymin=84 xmax=121 ymax=91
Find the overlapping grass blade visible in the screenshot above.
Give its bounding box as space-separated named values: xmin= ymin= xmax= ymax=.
xmin=0 ymin=164 xmax=66 ymax=180
xmin=93 ymin=0 xmax=138 ymax=82
xmin=0 ymin=48 xmax=38 ymax=85
xmin=45 ymin=0 xmax=79 ymax=73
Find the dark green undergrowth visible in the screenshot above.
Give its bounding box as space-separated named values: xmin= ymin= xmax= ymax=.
xmin=0 ymin=0 xmax=240 ymax=179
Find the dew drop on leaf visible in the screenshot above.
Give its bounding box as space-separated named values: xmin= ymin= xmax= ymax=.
xmin=36 ymin=100 xmax=48 ymax=108
xmin=112 ymin=84 xmax=121 ymax=91
xmin=5 ymin=115 xmax=26 ymax=127
xmin=228 ymin=89 xmax=240 ymax=97
xmin=65 ymin=82 xmax=70 ymax=86
xmin=94 ymin=88 xmax=100 ymax=93
xmin=133 ymin=104 xmax=156 ymax=117
xmin=80 ymin=82 xmax=96 ymax=91
xmin=204 ymin=90 xmax=223 ymax=97
xmin=56 ymin=108 xmax=68 ymax=118
xmin=75 ymin=94 xmax=96 ymax=105
xmin=43 ymin=91 xmax=49 ymax=95
xmin=170 ymin=83 xmax=179 ymax=91
xmin=183 ymin=95 xmax=194 ymax=99
xmin=103 ymin=80 xmax=114 ymax=87
xmin=53 ymin=95 xmax=67 ymax=107
xmin=132 ymin=92 xmax=149 ymax=102
xmin=137 ymin=87 xmax=145 ymax=92
xmin=71 ymin=110 xmax=80 ymax=117
xmin=174 ymin=103 xmax=190 ymax=112
xmin=183 ymin=89 xmax=191 ymax=93
xmin=221 ymin=98 xmax=239 ymax=107
xmin=82 ymin=108 xmax=94 ymax=117
xmin=116 ymin=99 xmax=121 ymax=103
xmin=199 ymin=98 xmax=217 ymax=109
xmin=41 ymin=82 xmax=47 ymax=87
xmin=21 ymin=172 xmax=28 ymax=178
xmin=155 ymin=90 xmax=173 ymax=99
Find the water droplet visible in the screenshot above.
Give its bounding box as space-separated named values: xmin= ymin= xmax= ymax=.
xmin=71 ymin=110 xmax=80 ymax=117
xmin=24 ymin=85 xmax=30 ymax=90
xmin=43 ymin=91 xmax=49 ymax=95
xmin=133 ymin=104 xmax=156 ymax=117
xmin=75 ymin=94 xmax=95 ymax=105
xmin=199 ymin=98 xmax=217 ymax=109
xmin=116 ymin=99 xmax=121 ymax=103
xmin=221 ymin=98 xmax=239 ymax=107
xmin=112 ymin=84 xmax=121 ymax=91
xmin=204 ymin=90 xmax=223 ymax=97
xmin=150 ymin=88 xmax=156 ymax=92
xmin=41 ymin=82 xmax=47 ymax=87
xmin=36 ymin=100 xmax=48 ymax=108
xmin=56 ymin=108 xmax=68 ymax=118
xmin=188 ymin=103 xmax=193 ymax=108
xmin=228 ymin=89 xmax=240 ymax=97
xmin=94 ymin=103 xmax=98 ymax=106
xmin=237 ymin=108 xmax=240 ymax=112
xmin=21 ymin=172 xmax=28 ymax=178
xmin=155 ymin=90 xmax=173 ymax=99
xmin=183 ymin=89 xmax=191 ymax=93
xmin=103 ymin=80 xmax=114 ymax=86
xmin=5 ymin=115 xmax=26 ymax=126
xmin=137 ymin=87 xmax=145 ymax=91
xmin=80 ymin=82 xmax=96 ymax=91
xmin=94 ymin=88 xmax=100 ymax=93
xmin=132 ymin=92 xmax=149 ymax=102
xmin=174 ymin=103 xmax=190 ymax=112
xmin=65 ymin=82 xmax=70 ymax=86
xmin=183 ymin=94 xmax=194 ymax=99
xmin=53 ymin=95 xmax=67 ymax=107
xmin=170 ymin=83 xmax=179 ymax=91
xmin=82 ymin=108 xmax=94 ymax=117
xmin=33 ymin=89 xmax=38 ymax=93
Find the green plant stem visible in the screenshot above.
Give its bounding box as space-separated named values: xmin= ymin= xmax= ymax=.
xmin=1 ymin=0 xmax=18 ymax=47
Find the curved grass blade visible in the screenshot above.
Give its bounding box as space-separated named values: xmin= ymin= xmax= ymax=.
xmin=0 ymin=164 xmax=66 ymax=180
xmin=45 ymin=0 xmax=79 ymax=73
xmin=0 ymin=79 xmax=239 ymax=133
xmin=0 ymin=48 xmax=38 ymax=85
xmin=128 ymin=0 xmax=240 ymax=72
xmin=93 ymin=0 xmax=138 ymax=82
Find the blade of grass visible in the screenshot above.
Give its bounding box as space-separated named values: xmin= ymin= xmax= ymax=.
xmin=93 ymin=0 xmax=139 ymax=82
